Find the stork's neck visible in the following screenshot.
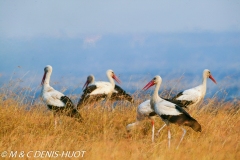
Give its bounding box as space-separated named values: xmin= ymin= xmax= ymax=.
xmin=150 ymin=82 xmax=161 ymax=109
xmin=107 ymin=75 xmax=115 ymax=89
xmin=91 ymin=76 xmax=95 ymax=84
xmin=201 ymin=75 xmax=208 ymax=97
xmin=43 ymin=71 xmax=52 ymax=87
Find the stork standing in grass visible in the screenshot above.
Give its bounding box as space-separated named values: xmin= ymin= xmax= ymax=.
xmin=79 ymin=74 xmax=133 ymax=108
xmin=127 ymin=69 xmax=216 ymax=137
xmin=126 ymin=99 xmax=159 ymax=142
xmin=142 ymin=75 xmax=201 ymax=148
xmin=126 ymin=98 xmax=185 ymax=142
xmin=171 ymin=69 xmax=217 ymax=109
xmin=77 ymin=70 xmax=122 ymax=109
xmin=41 ymin=65 xmax=82 ymax=126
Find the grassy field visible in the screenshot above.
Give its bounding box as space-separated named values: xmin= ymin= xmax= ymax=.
xmin=0 ymin=85 xmax=239 ymax=160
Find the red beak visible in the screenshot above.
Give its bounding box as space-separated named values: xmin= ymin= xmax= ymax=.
xmin=41 ymin=72 xmax=46 ymax=85
xmin=82 ymin=80 xmax=89 ymax=90
xmin=142 ymin=80 xmax=155 ymax=91
xmin=112 ymin=74 xmax=121 ymax=84
xmin=209 ymin=75 xmax=217 ymax=84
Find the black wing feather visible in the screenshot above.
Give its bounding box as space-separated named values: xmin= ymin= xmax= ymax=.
xmin=77 ymin=85 xmax=97 ymax=109
xmin=110 ymin=85 xmax=134 ymax=103
xmin=77 ymin=85 xmax=109 ymax=109
xmin=173 ymin=91 xmax=184 ymax=99
xmin=169 ymin=92 xmax=194 ymax=108
xmin=160 ymin=105 xmax=201 ymax=132
xmin=174 ymin=104 xmax=192 ymax=117
xmin=60 ymin=96 xmax=75 ymax=109
xmin=148 ymin=111 xmax=157 ymax=117
xmin=162 ymin=97 xmax=186 ymax=108
xmin=48 ymin=96 xmax=83 ymax=122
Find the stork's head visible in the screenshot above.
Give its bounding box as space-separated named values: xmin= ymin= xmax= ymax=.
xmin=82 ymin=74 xmax=95 ymax=90
xmin=107 ymin=69 xmax=121 ymax=84
xmin=203 ymin=69 xmax=217 ymax=84
xmin=143 ymin=75 xmax=162 ymax=91
xmin=41 ymin=65 xmax=52 ymax=85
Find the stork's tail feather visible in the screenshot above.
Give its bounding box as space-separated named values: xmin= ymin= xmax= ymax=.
xmin=60 ymin=96 xmax=75 ymax=109
xmin=188 ymin=119 xmax=202 ymax=132
xmin=68 ymin=109 xmax=83 ymax=122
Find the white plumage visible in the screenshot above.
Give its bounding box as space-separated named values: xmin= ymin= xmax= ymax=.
xmin=172 ymin=69 xmax=217 ymax=109
xmin=77 ymin=70 xmax=122 ymax=109
xmin=42 ymin=87 xmax=65 ymax=107
xmin=127 ymin=70 xmax=214 ymax=139
xmin=126 ymin=98 xmax=182 ymax=132
xmin=137 ymin=100 xmax=153 ymax=118
xmin=41 ymin=65 xmax=82 ymax=124
xmin=82 ymin=74 xmax=133 ymax=103
xmin=154 ymin=99 xmax=182 ymax=116
xmin=175 ymin=86 xmax=202 ymax=102
xmin=41 ymin=65 xmax=65 ymax=107
xmin=126 ymin=100 xmax=154 ymax=131
xmin=143 ymin=75 xmax=201 ymax=147
xmin=88 ymin=81 xmax=114 ymax=95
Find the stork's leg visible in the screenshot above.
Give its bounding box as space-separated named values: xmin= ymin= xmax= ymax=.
xmin=157 ymin=124 xmax=166 ymax=135
xmin=167 ymin=125 xmax=171 ymax=148
xmin=151 ymin=120 xmax=155 ymax=142
xmin=176 ymin=127 xmax=186 ymax=149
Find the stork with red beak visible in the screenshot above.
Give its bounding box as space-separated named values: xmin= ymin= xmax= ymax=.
xmin=127 ymin=69 xmax=215 ymax=144
xmin=171 ymin=69 xmax=217 ymax=109
xmin=77 ymin=69 xmax=122 ymax=109
xmin=41 ymin=65 xmax=82 ymax=125
xmin=143 ymin=75 xmax=201 ymax=148
xmin=80 ymin=74 xmax=133 ymax=104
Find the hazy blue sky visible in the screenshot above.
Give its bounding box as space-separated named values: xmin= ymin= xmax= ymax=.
xmin=0 ymin=1 xmax=240 ymax=98
xmin=1 ymin=0 xmax=240 ymax=37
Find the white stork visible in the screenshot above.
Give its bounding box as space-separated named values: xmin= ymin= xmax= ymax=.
xmin=81 ymin=74 xmax=133 ymax=104
xmin=126 ymin=100 xmax=159 ymax=142
xmin=127 ymin=69 xmax=214 ymax=142
xmin=41 ymin=65 xmax=82 ymax=125
xmin=143 ymin=75 xmax=201 ymax=148
xmin=126 ymin=99 xmax=185 ymax=142
xmin=126 ymin=100 xmax=153 ymax=131
xmin=171 ymin=69 xmax=217 ymax=109
xmin=77 ymin=69 xmax=121 ymax=109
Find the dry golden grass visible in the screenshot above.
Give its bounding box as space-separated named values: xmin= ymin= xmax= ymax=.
xmin=0 ymin=90 xmax=240 ymax=160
